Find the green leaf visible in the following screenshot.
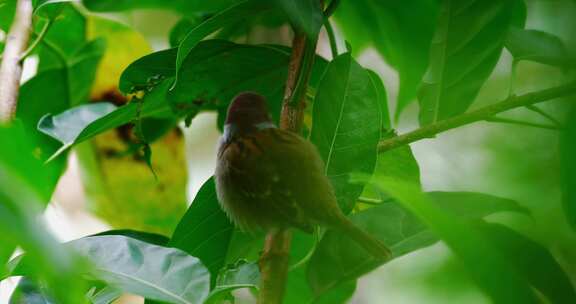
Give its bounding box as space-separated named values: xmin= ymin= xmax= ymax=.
xmin=560 ymin=107 xmax=576 ymax=231
xmin=38 ymin=102 xmax=117 ymax=158
xmin=38 ymin=80 xmax=174 ymax=160
xmin=170 ymin=18 xmax=201 ymax=48
xmin=88 ymin=286 xmax=122 ymax=304
xmin=310 ymin=53 xmax=382 ymax=213
xmin=9 ymin=277 xmax=52 ymax=304
xmin=91 ymin=229 xmax=170 ymax=246
xmin=334 ymin=0 xmax=438 ymax=119
xmin=35 ymin=5 xmax=87 ymax=70
xmin=0 ymin=0 xmax=16 ymax=31
xmin=70 ymin=235 xmax=210 ymax=304
xmin=505 ymin=27 xmax=572 ymax=67
xmin=366 ymin=69 xmax=390 ymax=131
xmin=364 ymin=174 xmax=539 ymax=303
xmin=0 ymin=124 xmax=86 ymax=304
xmin=169 ymin=40 xmax=289 ymax=119
xmin=271 ymin=0 xmax=323 ymax=38
xmin=169 ymin=178 xmax=234 ymax=284
xmin=477 ymin=223 xmax=576 ymax=304
xmin=205 ymin=260 xmax=260 ymax=303
xmin=119 ymin=48 xmax=177 ymax=94
xmin=418 ymin=0 xmax=526 ymax=125
xmin=81 ymin=0 xmax=237 ymax=15
xmin=376 ymin=133 xmax=422 ymax=187
xmin=307 ymin=203 xmax=437 ymax=301
xmin=173 ymin=1 xmax=274 ymax=86
xmin=428 ymin=191 xmax=530 ymax=218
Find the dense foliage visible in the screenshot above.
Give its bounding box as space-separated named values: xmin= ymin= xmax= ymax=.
xmin=1 ymin=0 xmax=575 ymax=303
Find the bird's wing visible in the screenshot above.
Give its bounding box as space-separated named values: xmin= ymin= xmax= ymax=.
xmin=221 ymin=129 xmax=315 ymax=231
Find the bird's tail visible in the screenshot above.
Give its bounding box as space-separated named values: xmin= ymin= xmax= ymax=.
xmin=336 ymin=216 xmax=392 ymax=261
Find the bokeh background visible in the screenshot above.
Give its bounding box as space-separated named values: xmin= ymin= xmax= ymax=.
xmin=1 ymin=0 xmax=575 ymax=303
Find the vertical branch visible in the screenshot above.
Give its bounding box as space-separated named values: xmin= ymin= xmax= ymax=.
xmin=258 ymin=32 xmax=318 ymax=304
xmin=0 ymin=0 xmax=33 ymax=124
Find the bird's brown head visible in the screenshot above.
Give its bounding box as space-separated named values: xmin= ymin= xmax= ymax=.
xmin=225 ymin=92 xmax=274 ymax=133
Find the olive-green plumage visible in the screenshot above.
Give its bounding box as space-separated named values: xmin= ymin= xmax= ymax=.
xmin=215 ymin=92 xmax=391 ymax=260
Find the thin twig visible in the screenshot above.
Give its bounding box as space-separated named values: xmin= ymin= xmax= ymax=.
xmin=324 ymin=19 xmax=338 ymax=59
xmin=20 ymin=18 xmax=53 ymax=61
xmin=485 ymin=117 xmax=561 ymax=130
xmin=0 ymin=0 xmax=33 ymax=124
xmin=525 ymin=104 xmax=562 ymax=127
xmin=378 ymin=81 xmax=576 ymax=153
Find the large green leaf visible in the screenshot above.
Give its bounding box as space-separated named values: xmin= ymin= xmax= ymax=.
xmin=119 ymin=48 xmax=177 ymax=94
xmin=38 ymin=80 xmax=174 ymax=160
xmin=560 ymin=107 xmax=576 ymax=231
xmin=367 ymin=70 xmax=391 ymax=131
xmin=35 ymin=5 xmax=87 ymax=71
xmin=9 ymin=277 xmax=52 ymax=304
xmin=307 ymin=203 xmax=436 ymax=300
xmin=0 ymin=125 xmax=86 ymax=304
xmin=310 ymin=53 xmax=382 ymax=213
xmin=334 ymin=0 xmax=438 ymax=119
xmin=16 ymin=38 xmax=104 ymax=197
xmin=271 ymin=0 xmax=323 ymax=38
xmin=418 ymin=0 xmax=526 ymax=125
xmin=173 ymin=1 xmax=274 ymax=86
xmin=70 ymin=235 xmax=210 ymax=304
xmin=364 ymin=175 xmax=539 ymax=303
xmin=505 ymin=28 xmax=572 ymax=67
xmin=38 ymin=102 xmax=117 ymax=159
xmin=169 ymin=178 xmax=235 ymax=283
xmin=81 ymin=0 xmax=237 ymax=15
xmin=428 ymin=191 xmax=530 ymax=218
xmin=307 ymin=190 xmax=530 ymax=301
xmin=0 ymin=0 xmax=16 ymax=31
xmin=478 ymin=223 xmax=576 ymax=304
xmin=169 ymin=40 xmax=290 ymax=119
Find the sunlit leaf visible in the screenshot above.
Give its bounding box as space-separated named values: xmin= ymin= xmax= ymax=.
xmin=505 ymin=28 xmax=572 ymax=67
xmin=418 ymin=0 xmax=526 ymax=125
xmin=310 ymin=53 xmax=382 ymax=213
xmin=87 ymin=15 xmax=151 ymax=99
xmin=334 ymin=0 xmax=438 ymax=119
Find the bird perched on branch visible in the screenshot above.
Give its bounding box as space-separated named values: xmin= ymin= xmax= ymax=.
xmin=215 ymin=92 xmax=391 ymax=260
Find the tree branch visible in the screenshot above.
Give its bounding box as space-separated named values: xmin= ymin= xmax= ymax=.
xmin=378 ymin=81 xmax=576 ymax=152
xmin=258 ymin=31 xmax=318 ymax=304
xmin=0 ymin=0 xmax=33 ymax=124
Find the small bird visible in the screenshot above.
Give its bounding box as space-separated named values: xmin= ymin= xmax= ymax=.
xmin=215 ymin=92 xmax=391 ymax=260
